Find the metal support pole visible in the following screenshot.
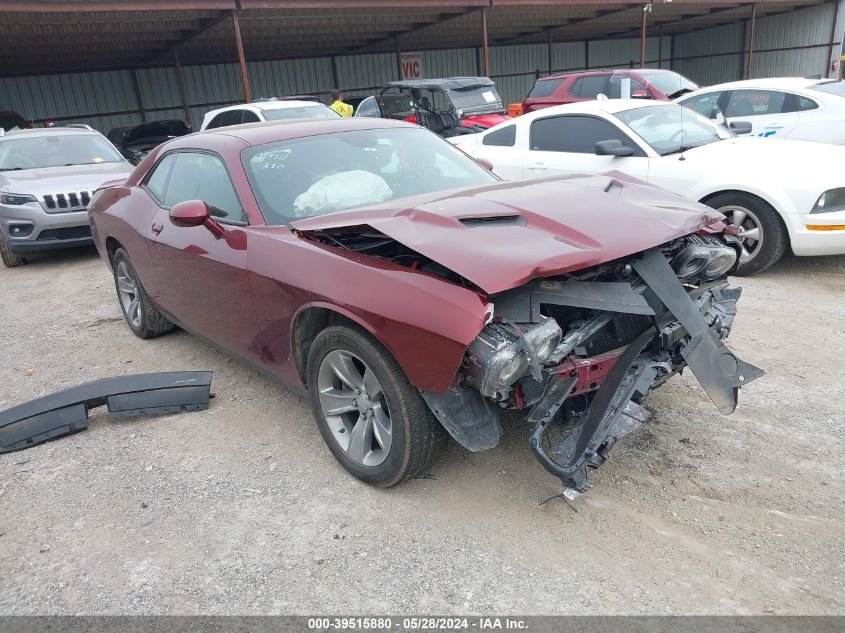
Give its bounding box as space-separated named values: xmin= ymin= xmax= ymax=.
xmin=745 ymin=3 xmax=757 ymax=79
xmin=130 ymin=69 xmax=147 ymax=122
xmin=669 ymin=33 xmax=675 ymax=70
xmin=739 ymin=19 xmax=748 ymax=80
xmin=331 ymin=55 xmax=340 ymax=90
xmin=395 ymin=37 xmax=402 ymax=80
xmin=657 ymin=23 xmax=663 ymax=69
xmin=481 ymin=7 xmax=490 ymax=77
xmin=827 ymin=0 xmax=840 ymax=77
xmin=640 ymin=6 xmax=648 ymax=67
xmin=584 ymin=39 xmax=590 ymax=69
xmin=173 ymin=47 xmax=192 ymax=127
xmin=548 ymin=29 xmax=553 ymax=75
xmin=232 ymin=11 xmax=251 ymax=103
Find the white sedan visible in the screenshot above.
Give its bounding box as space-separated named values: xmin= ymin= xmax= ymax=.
xmin=676 ymin=77 xmax=845 ymax=144
xmin=450 ymin=100 xmax=845 ymax=275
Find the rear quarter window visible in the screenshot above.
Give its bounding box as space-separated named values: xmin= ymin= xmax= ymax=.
xmin=527 ymin=79 xmax=564 ymax=99
xmin=482 ymin=125 xmax=516 ymax=147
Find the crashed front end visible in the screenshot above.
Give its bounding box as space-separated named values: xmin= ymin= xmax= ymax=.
xmin=422 ymin=232 xmax=763 ymax=493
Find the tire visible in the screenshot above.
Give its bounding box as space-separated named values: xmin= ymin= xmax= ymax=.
xmin=0 ymin=234 xmax=23 ymax=268
xmin=306 ymin=324 xmax=446 ymax=487
xmin=111 ymin=247 xmax=174 ymax=339
xmin=705 ymin=192 xmax=788 ymax=276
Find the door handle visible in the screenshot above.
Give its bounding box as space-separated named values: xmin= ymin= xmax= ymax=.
xmin=764 ymin=125 xmax=784 ymax=129
xmin=151 ymin=222 xmax=163 ymax=236
xmin=528 ymin=163 xmax=548 ymax=171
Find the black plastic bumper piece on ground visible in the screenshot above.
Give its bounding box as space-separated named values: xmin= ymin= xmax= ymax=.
xmin=0 ymin=371 xmax=213 ymax=453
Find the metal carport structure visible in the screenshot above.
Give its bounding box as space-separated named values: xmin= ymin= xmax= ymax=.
xmin=0 ymin=0 xmax=842 ymax=129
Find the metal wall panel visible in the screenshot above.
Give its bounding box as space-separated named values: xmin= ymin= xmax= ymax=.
xmin=588 ymin=37 xmax=662 ymax=69
xmin=551 ymin=41 xmax=587 ymax=73
xmin=423 ymin=48 xmax=476 ymax=78
xmin=249 ymin=57 xmax=335 ymax=99
xmin=755 ymin=2 xmax=835 ymax=50
xmin=674 ymin=22 xmax=745 ymax=60
xmin=336 ymin=52 xmax=396 ymax=94
xmin=673 ymin=55 xmax=744 ymax=86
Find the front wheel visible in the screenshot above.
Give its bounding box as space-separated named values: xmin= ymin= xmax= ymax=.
xmin=111 ymin=247 xmax=174 ymax=339
xmin=0 ymin=234 xmax=23 ymax=268
xmin=306 ymin=325 xmax=445 ymax=487
xmin=705 ymin=192 xmax=788 ymax=276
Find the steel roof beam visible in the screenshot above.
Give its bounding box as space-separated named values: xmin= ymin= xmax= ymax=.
xmin=146 ymin=10 xmax=234 ymax=63
xmin=348 ymin=7 xmax=477 ymax=53
xmin=494 ymin=7 xmax=634 ymax=45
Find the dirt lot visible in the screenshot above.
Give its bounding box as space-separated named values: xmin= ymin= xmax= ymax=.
xmin=0 ymin=248 xmax=843 ymax=615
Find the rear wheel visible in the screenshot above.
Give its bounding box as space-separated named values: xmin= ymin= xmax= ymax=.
xmin=306 ymin=325 xmax=445 ymax=487
xmin=111 ymin=247 xmax=174 ymax=339
xmin=705 ymin=192 xmax=787 ymax=276
xmin=0 ymin=235 xmax=23 ymax=268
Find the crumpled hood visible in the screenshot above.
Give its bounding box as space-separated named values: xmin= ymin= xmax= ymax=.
xmin=0 ymin=161 xmax=133 ymax=197
xmin=292 ymin=172 xmax=723 ymax=295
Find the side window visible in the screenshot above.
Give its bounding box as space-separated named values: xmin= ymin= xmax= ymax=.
xmin=572 ymin=75 xmax=609 ymax=99
xmin=222 ymin=110 xmax=244 ymax=126
xmin=355 ymin=97 xmax=381 ymax=118
xmin=530 ymin=115 xmax=638 ymax=154
xmin=725 ymin=90 xmax=786 ymax=117
xmin=680 ymin=92 xmax=724 ymax=119
xmin=144 ymin=153 xmax=178 ymax=203
xmin=206 ymin=113 xmax=228 ymax=130
xmin=242 ymin=110 xmax=261 ymax=123
xmin=163 ymin=152 xmax=245 ymax=223
xmin=482 ymin=124 xmax=516 ymax=147
xmin=795 ymin=95 xmax=819 ymax=111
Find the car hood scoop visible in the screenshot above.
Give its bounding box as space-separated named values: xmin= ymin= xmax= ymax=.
xmin=291 ymin=173 xmax=723 ymax=295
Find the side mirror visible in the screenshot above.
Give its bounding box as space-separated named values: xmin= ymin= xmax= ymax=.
xmin=729 ymin=121 xmax=752 ymax=135
xmin=631 ymin=89 xmax=652 ymax=100
xmin=170 ymin=199 xmax=210 ymax=227
xmin=169 ymin=199 xmax=226 ymax=238
xmin=595 ymin=139 xmax=635 ymax=157
xmin=475 ymin=157 xmax=494 ymax=171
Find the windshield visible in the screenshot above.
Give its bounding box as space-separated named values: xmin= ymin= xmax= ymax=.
xmin=0 ymin=134 xmax=124 ymax=171
xmin=262 ymin=105 xmax=339 ymax=121
xmin=636 ymin=70 xmax=699 ymax=97
xmin=615 ymin=104 xmax=730 ymax=156
xmin=243 ymin=127 xmax=497 ymax=225
xmin=447 ymin=86 xmax=503 ymax=112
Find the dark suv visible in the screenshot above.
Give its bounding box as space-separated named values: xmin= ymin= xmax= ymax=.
xmin=0 ymin=110 xmax=30 ymax=132
xmin=522 ymin=69 xmax=698 ymax=113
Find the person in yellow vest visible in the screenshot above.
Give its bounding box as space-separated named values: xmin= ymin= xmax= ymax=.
xmin=329 ymin=89 xmax=353 ymax=117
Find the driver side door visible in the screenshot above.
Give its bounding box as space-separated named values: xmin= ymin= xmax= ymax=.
xmin=521 ymin=114 xmax=649 ymax=181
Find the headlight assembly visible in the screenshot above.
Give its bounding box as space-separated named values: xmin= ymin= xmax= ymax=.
xmin=673 ymin=236 xmax=737 ymax=281
xmin=812 ymin=188 xmax=845 ymax=213
xmin=466 ymin=318 xmax=562 ymax=398
xmin=1 ymin=193 xmax=37 ymax=205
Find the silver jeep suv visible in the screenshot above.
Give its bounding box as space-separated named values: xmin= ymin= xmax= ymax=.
xmin=0 ymin=126 xmax=133 ymax=267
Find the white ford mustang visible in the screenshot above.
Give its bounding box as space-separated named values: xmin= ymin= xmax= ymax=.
xmin=676 ymin=77 xmax=845 ymax=145
xmin=450 ymin=100 xmax=845 ymax=275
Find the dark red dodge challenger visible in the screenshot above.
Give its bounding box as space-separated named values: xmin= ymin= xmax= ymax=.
xmin=89 ymin=118 xmax=762 ymax=494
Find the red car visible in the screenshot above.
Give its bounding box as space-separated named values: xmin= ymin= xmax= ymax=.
xmin=522 ymin=68 xmax=699 ymax=113
xmin=88 ymin=118 xmax=761 ymax=494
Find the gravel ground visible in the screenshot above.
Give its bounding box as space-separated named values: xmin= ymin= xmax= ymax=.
xmin=0 ymin=247 xmax=843 ymax=615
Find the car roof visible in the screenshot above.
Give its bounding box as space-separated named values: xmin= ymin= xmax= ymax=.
xmin=681 ymin=77 xmax=828 ymax=94
xmin=0 ymin=126 xmax=101 ymax=139
xmin=541 ymin=68 xmax=676 ymax=81
xmin=181 ymin=117 xmax=415 ymax=149
xmin=204 ymin=100 xmax=328 ymax=118
xmin=385 ymin=77 xmax=495 ymax=90
xmin=495 ymin=99 xmax=674 ymax=127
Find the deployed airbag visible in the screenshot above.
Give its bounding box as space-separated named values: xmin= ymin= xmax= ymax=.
xmin=293 ymin=170 xmax=392 ymax=217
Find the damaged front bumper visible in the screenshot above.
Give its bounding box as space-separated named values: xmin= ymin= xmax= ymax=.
xmin=0 ymin=371 xmax=213 ymax=453
xmin=422 ymin=246 xmax=763 ymax=493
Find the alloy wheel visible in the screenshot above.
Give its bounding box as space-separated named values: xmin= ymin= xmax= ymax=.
xmin=316 ymin=349 xmax=393 ymax=467
xmin=719 ymin=204 xmax=763 ymax=264
xmin=116 ymin=261 xmax=142 ymax=329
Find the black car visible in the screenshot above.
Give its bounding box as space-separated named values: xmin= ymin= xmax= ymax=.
xmin=0 ymin=110 xmax=31 ymax=132
xmin=107 ymin=119 xmax=192 ymax=165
